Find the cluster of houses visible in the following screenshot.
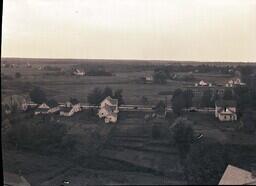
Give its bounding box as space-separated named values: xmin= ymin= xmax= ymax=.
xmin=22 ymin=96 xmax=119 ymax=123
xmin=225 ymin=78 xmax=246 ymax=87
xmin=31 ymin=99 xmax=82 ymax=117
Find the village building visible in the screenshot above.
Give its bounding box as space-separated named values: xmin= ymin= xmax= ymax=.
xmin=98 ymin=96 xmax=119 ymax=123
xmin=73 ymin=68 xmax=85 ymax=76
xmin=215 ymin=100 xmax=237 ymax=121
xmin=34 ymin=103 xmax=50 ymax=115
xmin=195 ymin=80 xmax=212 ymax=87
xmin=225 ymin=78 xmax=246 ymax=87
xmin=60 ymin=99 xmax=81 ymax=116
xmin=47 ymin=101 xmax=60 ymax=114
xmin=4 ymin=171 xmax=31 ymax=186
xmin=142 ymin=75 xmax=154 ymax=83
xmin=219 ymin=165 xmax=256 ymax=185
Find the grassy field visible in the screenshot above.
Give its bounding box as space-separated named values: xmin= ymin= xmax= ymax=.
xmin=1 ymin=61 xmax=235 ymax=105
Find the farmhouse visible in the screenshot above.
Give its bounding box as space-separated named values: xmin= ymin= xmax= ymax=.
xmin=98 ymin=96 xmax=119 ymax=123
xmin=34 ymin=103 xmax=50 ymax=115
xmin=215 ymin=100 xmax=237 ymax=121
xmin=195 ymin=80 xmax=212 ymax=87
xmin=219 ymin=165 xmax=256 ymax=185
xmin=73 ymin=68 xmax=85 ymax=76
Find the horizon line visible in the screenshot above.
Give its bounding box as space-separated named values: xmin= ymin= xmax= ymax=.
xmin=1 ymin=56 xmax=255 ymax=64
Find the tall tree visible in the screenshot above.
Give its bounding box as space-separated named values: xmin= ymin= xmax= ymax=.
xmin=87 ymin=88 xmax=103 ymax=105
xmin=170 ymin=117 xmax=194 ymax=160
xmin=154 ymin=100 xmax=166 ymax=116
xmin=113 ymin=89 xmax=124 ymax=105
xmin=223 ymin=88 xmax=233 ymax=100
xmin=172 ymin=89 xmax=185 ymax=115
xmin=200 ymin=90 xmax=213 ymax=107
xmin=153 ymin=70 xmax=168 ymax=84
xmin=102 ymin=86 xmax=113 ymax=98
xmin=184 ymin=143 xmax=227 ymax=185
xmin=183 ymin=89 xmax=194 ymax=108
xmin=29 ymin=87 xmax=47 ymax=104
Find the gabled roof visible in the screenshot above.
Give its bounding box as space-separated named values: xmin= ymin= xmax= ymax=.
xmin=219 ymin=165 xmax=256 ymax=185
xmin=105 ymin=96 xmax=118 ymax=105
xmin=215 ymin=100 xmax=237 ymax=107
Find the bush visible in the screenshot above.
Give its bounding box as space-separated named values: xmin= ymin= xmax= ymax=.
xmin=15 ymin=72 xmax=21 ymax=78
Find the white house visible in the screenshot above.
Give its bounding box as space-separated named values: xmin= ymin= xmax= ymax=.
xmin=219 ymin=165 xmax=256 ymax=185
xmin=195 ymin=80 xmax=211 ymax=87
xmin=73 ymin=69 xmax=85 ymax=76
xmin=98 ymin=96 xmax=119 ymax=123
xmin=146 ymin=76 xmax=154 ymax=81
xmin=34 ymin=103 xmax=50 ymax=115
xmin=215 ymin=100 xmax=237 ymax=121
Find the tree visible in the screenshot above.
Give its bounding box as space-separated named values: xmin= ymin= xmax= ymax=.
xmin=141 ymin=96 xmax=148 ymax=105
xmin=153 ymin=70 xmax=168 ymax=84
xmin=200 ymin=90 xmax=213 ymax=107
xmin=172 ymin=89 xmax=185 ymax=115
xmin=154 ymin=100 xmax=166 ymax=116
xmin=47 ymin=99 xmax=58 ymax=108
xmin=113 ymin=89 xmax=124 ymax=105
xmin=223 ymin=88 xmax=233 ymax=100
xmin=170 ymin=117 xmax=194 ymax=160
xmin=184 ymin=143 xmax=227 ymax=185
xmin=87 ymin=88 xmax=103 ymax=105
xmin=15 ymin=72 xmax=21 ymax=78
xmin=29 ymin=87 xmax=47 ymax=104
xmin=240 ymin=112 xmax=256 ymax=134
xmin=183 ymin=89 xmax=194 ymax=108
xmin=102 ymin=86 xmax=113 ymax=98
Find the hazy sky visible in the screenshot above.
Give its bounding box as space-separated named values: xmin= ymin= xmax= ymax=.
xmin=2 ymin=0 xmax=256 ymax=62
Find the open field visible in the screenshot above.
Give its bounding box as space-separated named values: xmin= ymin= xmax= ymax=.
xmin=2 ymin=58 xmax=247 ymax=104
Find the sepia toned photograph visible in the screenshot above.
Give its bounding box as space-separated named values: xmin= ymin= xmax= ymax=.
xmin=1 ymin=0 xmax=256 ymax=185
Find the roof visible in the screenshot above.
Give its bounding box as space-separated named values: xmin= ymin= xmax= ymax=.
xmin=105 ymin=96 xmax=118 ymax=105
xmin=4 ymin=172 xmax=31 ymax=186
xmin=219 ymin=165 xmax=256 ymax=185
xmin=215 ymin=100 xmax=237 ymax=107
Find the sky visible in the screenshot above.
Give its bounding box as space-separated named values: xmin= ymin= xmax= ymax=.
xmin=2 ymin=0 xmax=256 ymax=62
